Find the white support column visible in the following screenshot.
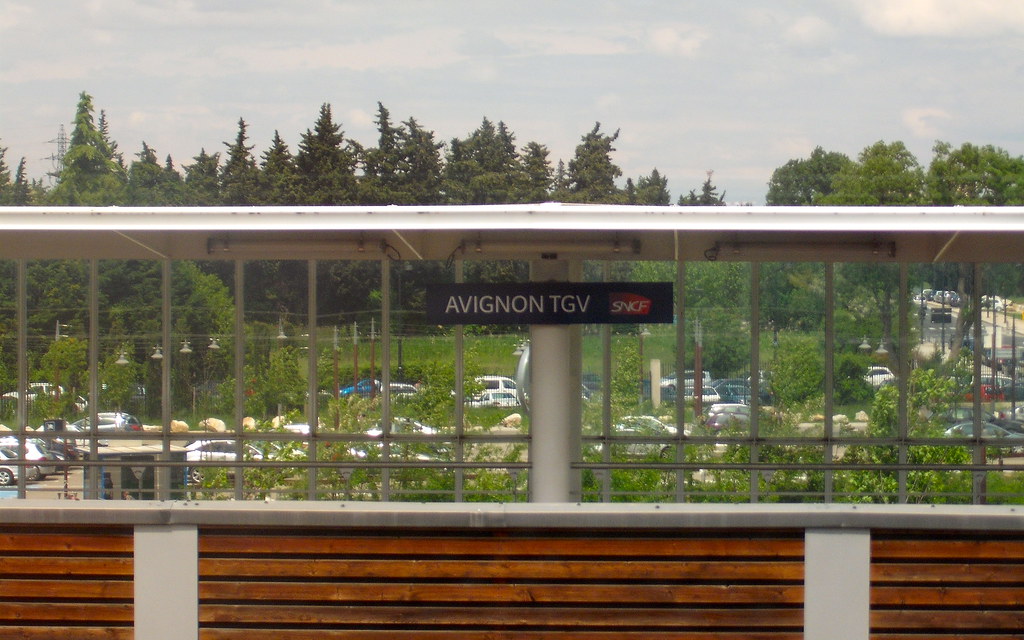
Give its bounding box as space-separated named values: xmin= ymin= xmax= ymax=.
xmin=136 ymin=525 xmax=198 ymax=640
xmin=804 ymin=529 xmax=870 ymax=640
xmin=529 ymin=323 xmax=573 ymax=501
xmin=529 ymin=259 xmax=574 ymax=502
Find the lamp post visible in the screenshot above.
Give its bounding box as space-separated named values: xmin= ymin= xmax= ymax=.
xmin=638 ymin=326 xmax=651 ymax=403
xmin=352 ymin=322 xmax=359 ymax=391
xmin=693 ymin=319 xmax=704 ymax=419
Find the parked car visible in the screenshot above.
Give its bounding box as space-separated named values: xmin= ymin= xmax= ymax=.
xmin=185 ymin=439 xmax=263 ymax=484
xmin=864 ymin=366 xmax=895 ymax=389
xmin=364 ymin=418 xmax=445 ymax=461
xmin=603 ymin=415 xmax=680 ymax=458
xmin=389 ymin=383 xmax=419 ymax=398
xmin=70 ymin=412 xmax=143 ymax=432
xmin=0 ymin=439 xmax=58 ymax=481
xmin=703 ymin=403 xmax=750 ymax=433
xmin=944 ymin=421 xmax=1024 ymax=447
xmin=705 ymin=411 xmax=751 ymax=433
xmin=963 ymin=384 xmax=1004 ymax=402
xmin=475 ymin=375 xmax=518 ymax=394
xmin=938 ymin=408 xmax=1024 ymax=435
xmin=339 ymin=379 xmax=381 ymax=397
xmin=660 ymin=370 xmax=712 ymax=395
xmin=467 ymin=390 xmax=519 ymax=408
xmin=0 ymin=448 xmax=29 ymax=485
xmin=710 ymin=378 xmax=772 ymax=406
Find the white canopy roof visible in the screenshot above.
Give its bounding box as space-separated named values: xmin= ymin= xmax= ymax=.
xmin=1 ymin=204 xmax=1021 ymax=262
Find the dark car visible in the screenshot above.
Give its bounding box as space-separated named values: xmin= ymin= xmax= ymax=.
xmin=704 ymin=404 xmax=751 ymax=433
xmin=710 ymin=378 xmax=771 ymax=406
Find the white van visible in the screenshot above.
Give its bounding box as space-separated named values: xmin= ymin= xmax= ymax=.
xmin=475 ymin=375 xmax=518 ymax=394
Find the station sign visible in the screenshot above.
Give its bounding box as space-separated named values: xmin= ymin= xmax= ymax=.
xmin=426 ymin=282 xmax=673 ymax=325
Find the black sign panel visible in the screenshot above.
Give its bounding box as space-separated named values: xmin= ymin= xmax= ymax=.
xmin=426 ymin=282 xmax=673 ymax=325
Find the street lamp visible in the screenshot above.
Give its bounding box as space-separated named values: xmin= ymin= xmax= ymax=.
xmin=875 ymin=340 xmax=889 ymax=357
xmin=151 ymin=346 xmax=164 ymax=360
xmin=179 ymin=340 xmax=192 ymax=354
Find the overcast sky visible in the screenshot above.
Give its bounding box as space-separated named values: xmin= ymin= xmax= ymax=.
xmin=3 ymin=0 xmax=1024 ymax=204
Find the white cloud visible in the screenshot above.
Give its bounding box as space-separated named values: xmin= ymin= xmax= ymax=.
xmin=784 ymin=16 xmax=834 ymax=46
xmin=647 ymin=24 xmax=707 ymax=57
xmin=511 ymin=28 xmax=633 ymax=57
xmin=853 ymin=0 xmax=1024 ymax=36
xmin=902 ymin=107 xmax=952 ymax=138
xmin=0 ymin=2 xmax=33 ymax=31
xmin=215 ymin=30 xmax=467 ymax=74
xmin=346 ymin=108 xmax=374 ymax=129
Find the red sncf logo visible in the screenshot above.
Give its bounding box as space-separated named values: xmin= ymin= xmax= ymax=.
xmin=609 ymin=293 xmax=652 ymax=315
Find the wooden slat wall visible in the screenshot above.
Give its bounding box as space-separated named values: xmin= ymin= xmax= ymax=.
xmin=196 ymin=528 xmax=804 ymax=640
xmin=871 ymin=532 xmax=1024 ymax=639
xmin=0 ymin=526 xmax=134 ymax=640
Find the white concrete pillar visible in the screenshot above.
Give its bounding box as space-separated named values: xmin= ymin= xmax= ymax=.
xmin=529 ymin=323 xmax=574 ymax=501
xmin=529 ymin=259 xmax=574 ymax=502
xmin=805 ymin=529 xmax=870 ymax=640
xmin=136 ymin=525 xmax=198 ymax=640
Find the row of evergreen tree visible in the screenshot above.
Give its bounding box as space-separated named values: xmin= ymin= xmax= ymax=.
xmin=0 ymin=92 xmax=726 ymax=208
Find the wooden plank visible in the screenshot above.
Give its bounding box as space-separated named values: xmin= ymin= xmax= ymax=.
xmin=199 ymin=581 xmax=804 ymax=605
xmin=872 ymin=562 xmax=1024 ymax=583
xmin=0 ymin=557 xmax=133 ymax=577
xmin=200 ymin=557 xmax=802 ymax=581
xmin=873 ymin=585 xmax=1024 ymax=607
xmin=0 ymin=533 xmax=133 ymax=554
xmin=200 ymin=604 xmax=803 ymax=628
xmin=0 ymin=602 xmax=133 ymax=622
xmin=0 ymin=579 xmax=133 ymax=599
xmin=199 ymin=534 xmax=803 ymax=558
xmin=872 ymin=609 xmax=1024 ymax=629
xmin=200 ymin=631 xmax=802 ymax=640
xmin=0 ymin=628 xmax=131 ymax=640
xmin=872 ymin=539 xmax=1024 ymax=560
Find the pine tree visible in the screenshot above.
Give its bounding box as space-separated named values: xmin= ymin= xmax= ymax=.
xmin=442 ymin=118 xmax=521 ymax=204
xmin=127 ymin=142 xmax=163 ymax=205
xmin=359 ymin=102 xmax=401 ymax=204
xmin=399 ymin=117 xmax=444 ymax=204
xmin=294 ymin=103 xmax=357 ymax=204
xmin=49 ymin=92 xmax=127 ymax=205
xmin=11 ymin=158 xmax=32 ymax=205
xmin=0 ymin=141 xmax=9 ymax=204
xmin=160 ymin=155 xmax=186 ymax=205
xmin=679 ymin=171 xmax=725 ymax=205
xmin=220 ymin=118 xmax=260 ymax=205
xmin=563 ymin=123 xmax=625 ymax=204
xmin=98 ymin=110 xmax=125 ymax=172
xmin=184 ymin=149 xmax=221 ymax=205
xmin=518 ymin=141 xmax=553 ymax=203
xmin=259 ymin=131 xmax=299 ymax=204
xmin=635 ymin=168 xmax=671 ymax=205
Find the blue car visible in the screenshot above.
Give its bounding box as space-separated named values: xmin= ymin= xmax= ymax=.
xmin=339 ymin=379 xmax=380 ymax=397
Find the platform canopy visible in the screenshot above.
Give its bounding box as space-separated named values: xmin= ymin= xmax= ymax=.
xmin=1 ymin=204 xmax=1023 ymax=263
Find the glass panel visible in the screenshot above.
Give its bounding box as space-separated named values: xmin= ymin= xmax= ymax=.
xmin=23 ymin=260 xmax=88 ymax=498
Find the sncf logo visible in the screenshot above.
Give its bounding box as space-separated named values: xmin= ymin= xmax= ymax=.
xmin=609 ymin=293 xmax=653 ymax=315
